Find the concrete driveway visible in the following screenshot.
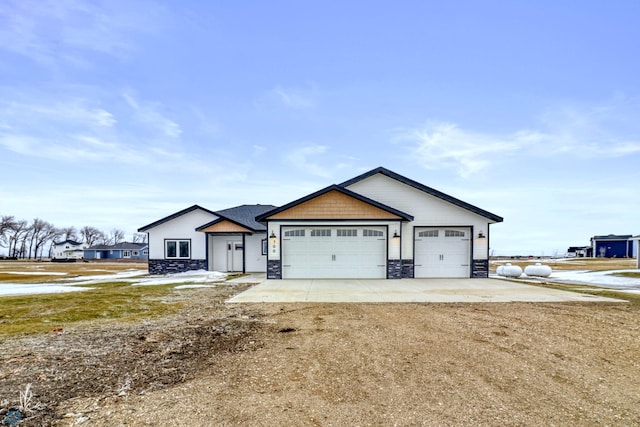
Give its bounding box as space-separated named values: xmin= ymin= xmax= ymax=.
xmin=226 ymin=277 xmax=624 ymax=303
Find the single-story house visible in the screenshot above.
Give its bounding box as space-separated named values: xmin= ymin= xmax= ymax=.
xmin=51 ymin=240 xmax=88 ymax=259
xmin=590 ymin=234 xmax=635 ymax=258
xmin=138 ymin=167 xmax=503 ymax=279
xmin=83 ymin=242 xmax=149 ymax=260
xmin=566 ymin=246 xmax=592 ymax=257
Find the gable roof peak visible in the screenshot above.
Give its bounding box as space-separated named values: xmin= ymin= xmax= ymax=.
xmin=340 ymin=167 xmax=503 ymax=223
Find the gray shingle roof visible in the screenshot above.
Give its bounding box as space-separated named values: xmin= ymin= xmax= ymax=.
xmin=87 ymin=242 xmax=148 ymax=250
xmin=214 ymin=204 xmax=277 ymax=231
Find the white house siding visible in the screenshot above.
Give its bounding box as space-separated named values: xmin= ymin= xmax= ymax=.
xmin=345 ymin=174 xmax=493 ymax=260
xmin=146 ymin=209 xmax=217 ymax=260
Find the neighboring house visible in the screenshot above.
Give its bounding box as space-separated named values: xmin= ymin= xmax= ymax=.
xmin=139 ymin=167 xmax=503 ymax=279
xmin=51 ymin=240 xmax=88 ymax=259
xmin=566 ymin=246 xmax=592 ymax=257
xmin=138 ymin=204 xmax=276 ymax=275
xmin=83 ymin=242 xmax=149 ymax=260
xmin=590 ymin=234 xmax=635 ymax=258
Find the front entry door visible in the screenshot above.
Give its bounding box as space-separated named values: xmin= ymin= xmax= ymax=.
xmin=226 ymin=241 xmax=243 ymax=272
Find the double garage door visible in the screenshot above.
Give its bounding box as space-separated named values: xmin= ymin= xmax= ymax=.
xmin=282 ymin=226 xmax=387 ymax=279
xmin=414 ymin=227 xmax=471 ymax=278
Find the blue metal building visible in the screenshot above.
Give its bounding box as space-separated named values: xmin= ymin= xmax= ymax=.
xmin=590 ymin=234 xmax=634 ymax=258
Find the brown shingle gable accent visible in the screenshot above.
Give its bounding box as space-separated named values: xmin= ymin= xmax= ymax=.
xmin=267 ymin=189 xmax=403 ymax=220
xmin=199 ymin=219 xmax=251 ymax=233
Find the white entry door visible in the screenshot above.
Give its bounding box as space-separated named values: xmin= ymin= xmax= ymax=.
xmin=282 ymin=227 xmax=387 ymax=279
xmin=414 ymin=227 xmax=470 ymax=278
xmin=226 ymin=241 xmax=243 ymax=272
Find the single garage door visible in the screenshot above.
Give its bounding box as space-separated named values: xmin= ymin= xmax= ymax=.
xmin=414 ymin=227 xmax=470 ymax=278
xmin=282 ymin=226 xmax=387 ymax=279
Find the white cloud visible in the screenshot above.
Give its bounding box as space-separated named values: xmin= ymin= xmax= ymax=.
xmin=395 ymin=122 xmax=521 ymax=177
xmin=398 ymin=100 xmax=640 ymax=177
xmin=0 ymin=0 xmax=167 ymax=66
xmin=122 ymin=92 xmax=182 ymax=137
xmin=261 ymin=84 xmax=318 ymax=110
xmin=285 ymin=144 xmax=333 ymax=178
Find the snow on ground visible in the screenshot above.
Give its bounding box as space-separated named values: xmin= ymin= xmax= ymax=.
xmin=0 ymin=284 xmax=93 ymax=296
xmin=546 ymin=270 xmax=640 ymax=294
xmin=0 ymin=269 xmax=228 ymax=296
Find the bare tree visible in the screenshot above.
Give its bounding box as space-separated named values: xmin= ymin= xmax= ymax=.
xmin=0 ymin=216 xmax=17 ymax=253
xmin=6 ymin=220 xmax=29 ymax=258
xmin=132 ymin=233 xmax=147 ymax=243
xmin=59 ymin=226 xmax=78 ymax=242
xmin=80 ymin=226 xmax=104 ymax=247
xmin=28 ymin=219 xmax=57 ymax=259
xmin=105 ymin=229 xmax=125 ymax=245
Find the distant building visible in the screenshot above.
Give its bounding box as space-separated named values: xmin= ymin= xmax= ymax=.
xmin=590 ymin=235 xmax=635 ymax=258
xmin=51 ymin=240 xmax=88 ymax=260
xmin=83 ymin=242 xmax=148 ymax=260
xmin=631 ymin=235 xmax=640 ymax=268
xmin=566 ymin=246 xmax=592 ymax=257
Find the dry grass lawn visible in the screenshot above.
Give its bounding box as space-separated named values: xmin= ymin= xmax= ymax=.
xmin=1 ymin=259 xmax=639 ymax=426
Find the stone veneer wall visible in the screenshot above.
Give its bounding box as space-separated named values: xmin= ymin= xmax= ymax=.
xmin=267 ymin=260 xmax=281 ymax=279
xmin=387 ymin=259 xmax=402 ymax=279
xmin=472 ymin=260 xmax=489 ymax=278
xmin=148 ymin=259 xmax=207 ymax=275
xmin=401 ymin=259 xmax=414 ymax=278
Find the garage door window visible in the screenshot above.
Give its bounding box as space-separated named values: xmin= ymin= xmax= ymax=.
xmin=284 ymin=229 xmax=305 ymax=237
xmin=445 ymin=230 xmax=465 ymax=237
xmin=337 ymin=229 xmax=357 ymax=237
xmin=363 ymin=229 xmax=383 ymax=237
xmin=418 ymin=230 xmax=439 ymax=238
xmin=311 ymin=229 xmax=331 ymax=237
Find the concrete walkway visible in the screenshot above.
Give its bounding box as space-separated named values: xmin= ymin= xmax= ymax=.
xmin=226 ymin=277 xmax=624 ymax=303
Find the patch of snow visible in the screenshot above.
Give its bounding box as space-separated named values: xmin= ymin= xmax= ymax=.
xmin=131 ymin=270 xmax=227 ymax=286
xmin=0 ymin=284 xmax=93 ymax=296
xmin=0 ymin=269 xmax=229 ymax=296
xmin=535 ymin=269 xmax=640 ymax=293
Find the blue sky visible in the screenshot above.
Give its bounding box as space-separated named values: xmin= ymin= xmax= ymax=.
xmin=1 ymin=0 xmax=639 ymax=256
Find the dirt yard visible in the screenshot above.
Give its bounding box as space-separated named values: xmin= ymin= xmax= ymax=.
xmin=2 ymin=280 xmax=639 ymax=426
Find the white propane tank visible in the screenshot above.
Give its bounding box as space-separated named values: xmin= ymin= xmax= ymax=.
xmin=524 ymin=263 xmax=552 ymax=277
xmin=501 ymin=263 xmax=523 ymax=278
xmin=496 ymin=265 xmax=504 ymax=276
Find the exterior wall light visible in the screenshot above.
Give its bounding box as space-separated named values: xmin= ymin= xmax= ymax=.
xmin=478 ymin=231 xmax=486 ymax=239
xmin=269 ymin=230 xmax=276 ymax=239
xmin=392 ymin=230 xmax=400 ymax=239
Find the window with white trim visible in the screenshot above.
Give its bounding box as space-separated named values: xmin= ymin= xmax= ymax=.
xmin=363 ymin=229 xmax=383 ymax=237
xmin=311 ymin=229 xmax=331 ymax=237
xmin=445 ymin=230 xmax=465 ymax=237
xmin=133 ymin=251 xmax=139 ymax=256
xmin=418 ymin=230 xmax=439 ymax=238
xmin=166 ymin=239 xmax=191 ymax=258
xmin=284 ymin=229 xmax=305 ymax=237
xmin=337 ymin=229 xmax=357 ymax=237
xmin=123 ymin=250 xmax=131 ymax=257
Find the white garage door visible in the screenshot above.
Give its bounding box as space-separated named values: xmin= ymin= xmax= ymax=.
xmin=414 ymin=227 xmax=470 ymax=278
xmin=282 ymin=226 xmax=387 ymax=279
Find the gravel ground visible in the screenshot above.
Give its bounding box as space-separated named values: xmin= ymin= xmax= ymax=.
xmin=2 ymin=283 xmax=640 ymax=426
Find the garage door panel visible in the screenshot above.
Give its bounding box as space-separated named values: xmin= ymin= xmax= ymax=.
xmin=415 ymin=227 xmax=470 ymax=278
xmin=282 ymin=227 xmax=386 ymax=279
